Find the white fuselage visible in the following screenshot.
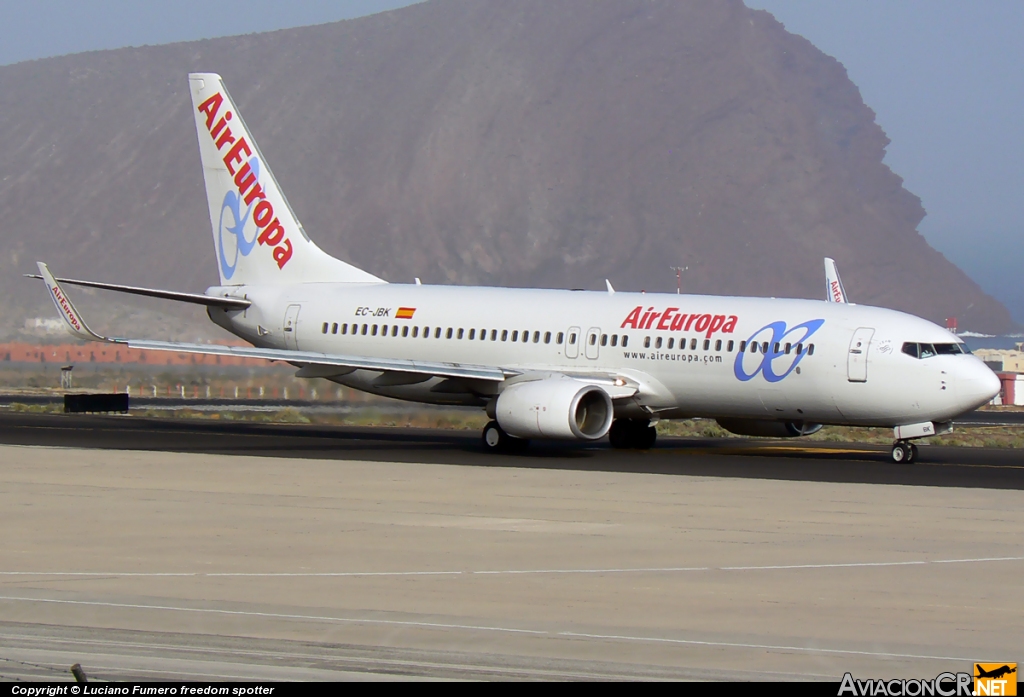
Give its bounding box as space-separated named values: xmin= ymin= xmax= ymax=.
xmin=207 ymin=283 xmax=999 ymax=428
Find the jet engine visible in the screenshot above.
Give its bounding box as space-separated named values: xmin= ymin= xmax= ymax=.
xmin=495 ymin=377 xmax=614 ymax=440
xmin=715 ymin=418 xmax=823 ymax=438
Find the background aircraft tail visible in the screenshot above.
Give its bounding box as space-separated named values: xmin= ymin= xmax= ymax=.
xmin=189 ymin=73 xmax=383 ymax=286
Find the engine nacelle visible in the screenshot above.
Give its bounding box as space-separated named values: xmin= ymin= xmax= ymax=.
xmin=716 ymin=418 xmax=823 ymax=438
xmin=495 ymin=377 xmax=614 ymax=440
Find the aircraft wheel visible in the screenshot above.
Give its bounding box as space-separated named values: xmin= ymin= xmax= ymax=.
xmin=482 ymin=421 xmax=529 ymax=453
xmin=891 ymin=442 xmax=912 ymax=463
xmin=909 ymin=443 xmax=919 ymax=463
xmin=608 ymin=419 xmax=631 ymax=449
xmin=636 ymin=424 xmax=658 ymax=450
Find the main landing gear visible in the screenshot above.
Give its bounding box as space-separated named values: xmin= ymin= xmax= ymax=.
xmin=482 ymin=421 xmax=530 ymax=453
xmin=890 ymin=441 xmax=919 ymax=464
xmin=608 ymin=418 xmax=658 ymax=450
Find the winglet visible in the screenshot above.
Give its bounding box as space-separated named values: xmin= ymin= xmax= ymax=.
xmin=36 ymin=262 xmax=109 ymax=342
xmin=824 ymin=257 xmax=849 ymax=304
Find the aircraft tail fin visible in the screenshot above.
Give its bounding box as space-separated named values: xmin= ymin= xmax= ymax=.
xmin=824 ymin=257 xmax=849 ymax=304
xmin=189 ymin=73 xmax=383 ymax=286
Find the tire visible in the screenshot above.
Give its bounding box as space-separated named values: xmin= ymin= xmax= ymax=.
xmin=482 ymin=421 xmax=529 ymax=453
xmin=909 ymin=443 xmax=919 ymax=463
xmin=636 ymin=424 xmax=658 ymax=450
xmin=608 ymin=419 xmax=631 ymax=449
xmin=891 ymin=443 xmax=909 ymax=463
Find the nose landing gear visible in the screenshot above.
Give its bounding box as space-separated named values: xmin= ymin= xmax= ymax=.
xmin=890 ymin=441 xmax=919 ymax=464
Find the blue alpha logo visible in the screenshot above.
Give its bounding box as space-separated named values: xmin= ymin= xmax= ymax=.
xmin=733 ymin=319 xmax=825 ymax=382
xmin=217 ymin=156 xmax=262 ymax=280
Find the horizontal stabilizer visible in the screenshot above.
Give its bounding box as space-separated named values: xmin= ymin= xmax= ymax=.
xmin=25 ymin=274 xmax=250 ymax=309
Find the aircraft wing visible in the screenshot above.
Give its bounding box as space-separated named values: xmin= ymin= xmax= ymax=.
xmin=824 ymin=257 xmax=849 ymax=304
xmin=36 ymin=262 xmax=509 ymax=383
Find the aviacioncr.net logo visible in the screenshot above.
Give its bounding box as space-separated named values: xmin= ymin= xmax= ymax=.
xmin=733 ymin=319 xmax=825 ymax=383
xmin=218 ymin=156 xmax=262 ymax=280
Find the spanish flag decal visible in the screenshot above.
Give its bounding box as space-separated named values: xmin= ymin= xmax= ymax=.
xmin=396 ymin=307 xmax=416 ymax=320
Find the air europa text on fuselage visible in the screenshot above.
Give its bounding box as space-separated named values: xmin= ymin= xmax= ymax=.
xmin=197 ymin=92 xmax=293 ymax=270
xmin=621 ymin=306 xmax=738 ymax=339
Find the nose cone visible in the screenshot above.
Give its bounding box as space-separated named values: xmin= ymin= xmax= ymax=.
xmin=956 ymin=358 xmax=1002 ymax=412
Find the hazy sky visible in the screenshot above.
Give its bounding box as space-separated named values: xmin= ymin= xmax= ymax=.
xmin=2 ymin=0 xmax=1021 ymax=322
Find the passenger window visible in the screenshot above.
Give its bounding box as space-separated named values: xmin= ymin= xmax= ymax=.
xmin=774 ymin=342 xmax=780 ymax=354
xmin=644 ymin=337 xmax=651 ymax=349
xmin=611 ymin=335 xmax=618 ymax=347
xmin=402 ymin=326 xmax=409 ymax=338
xmin=808 ymin=344 xmax=815 ymax=356
xmin=655 ymin=337 xmax=662 ymax=349
xmin=568 ymin=332 xmax=576 ymax=344
xmin=361 ymin=324 xmax=368 ymax=335
xmin=703 ymin=340 xmax=710 ymax=351
xmin=447 ymin=328 xmax=454 ymax=339
xmin=690 ymin=338 xmax=697 ymax=350
xmin=331 ymin=322 xmax=338 ymax=334
xmin=424 ymin=326 xmax=430 ymax=338
xmin=750 ymin=342 xmax=757 ymax=354
xmin=491 ymin=329 xmax=498 ymax=341
xmin=434 ymin=327 xmax=441 ymax=339
xmin=511 ymin=330 xmax=519 ymax=342
xmin=622 ymin=336 xmax=629 ymax=348
xmin=532 ymin=331 xmax=539 ymax=343
xmin=393 ymin=326 xmax=399 ymax=337
xmin=372 ymin=325 xmax=378 ymax=336
xmin=761 ymin=341 xmax=769 ymax=354
xmin=600 ymin=334 xmax=607 ymax=346
xmin=322 ymin=322 xmax=328 ymax=334
xmin=667 ymin=338 xmax=673 ymax=349
xmin=739 ymin=341 xmax=746 ymax=352
xmin=796 ymin=343 xmax=803 ymax=354
xmin=727 ymin=340 xmax=734 ymax=352
xmin=589 ymin=334 xmax=596 ymax=346
xmin=523 ymin=331 xmax=530 ymax=343
xmin=544 ymin=331 xmax=552 ymax=344
xmin=457 ymin=328 xmax=464 ymax=340
xmin=502 ymin=330 xmax=509 ymax=342
xmin=784 ymin=342 xmax=791 ymax=354
xmin=412 ymin=326 xmax=419 ymax=338
xmin=557 ymin=332 xmax=565 ymax=344
xmin=342 ymin=324 xmax=348 ymax=335
xmin=468 ymin=329 xmax=475 ymax=340
xmin=715 ymin=340 xmax=722 ymax=351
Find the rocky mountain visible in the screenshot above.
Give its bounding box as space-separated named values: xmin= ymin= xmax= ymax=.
xmin=0 ymin=0 xmax=1013 ymax=338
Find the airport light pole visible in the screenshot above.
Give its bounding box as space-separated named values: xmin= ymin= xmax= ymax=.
xmin=670 ymin=266 xmax=688 ymax=295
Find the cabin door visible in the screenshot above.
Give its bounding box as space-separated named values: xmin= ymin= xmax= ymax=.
xmin=565 ymin=326 xmax=581 ymax=359
xmin=847 ymin=327 xmax=874 ymax=382
xmin=283 ymin=304 xmax=302 ymax=350
xmin=585 ymin=327 xmax=601 ymax=360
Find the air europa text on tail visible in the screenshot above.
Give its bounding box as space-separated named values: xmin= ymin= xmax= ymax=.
xmin=197 ymin=92 xmax=293 ymax=270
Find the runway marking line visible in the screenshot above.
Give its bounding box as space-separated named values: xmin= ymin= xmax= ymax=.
xmin=2 ymin=555 xmax=1021 ymax=579
xmin=0 ymin=595 xmax=986 ymax=664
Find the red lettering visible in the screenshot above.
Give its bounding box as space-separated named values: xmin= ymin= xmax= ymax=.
xmin=197 ymin=93 xmax=223 ymax=129
xmin=243 ymin=183 xmax=266 ymax=206
xmin=211 ymin=111 xmax=233 ymax=139
xmin=645 ymin=312 xmax=661 ymax=330
xmin=232 ymin=162 xmax=256 ymax=196
xmin=670 ymin=313 xmax=687 ymax=331
xmin=657 ymin=308 xmax=678 ymax=331
xmin=215 ymin=126 xmax=236 ymax=150
xmin=223 ymin=138 xmax=251 ymax=175
xmin=621 ymin=306 xmax=642 ymax=329
xmin=706 ymin=315 xmax=725 ymax=339
xmin=273 ymin=239 xmax=293 ymax=269
xmin=684 ymin=314 xmax=698 ymax=331
xmin=258 ymin=217 xmax=285 ymax=247
xmin=253 ymin=201 xmax=274 ymax=228
xmin=722 ymin=316 xmax=738 ymax=333
xmin=694 ymin=314 xmax=711 ymax=333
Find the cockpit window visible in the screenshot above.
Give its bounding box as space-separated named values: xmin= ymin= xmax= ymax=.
xmin=902 ymin=341 xmax=968 ymax=359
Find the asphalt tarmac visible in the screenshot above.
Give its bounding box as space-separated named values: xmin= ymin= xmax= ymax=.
xmin=0 ymin=412 xmax=1021 ymax=681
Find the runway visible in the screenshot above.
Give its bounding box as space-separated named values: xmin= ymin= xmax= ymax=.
xmin=0 ymin=412 xmax=1021 ymax=681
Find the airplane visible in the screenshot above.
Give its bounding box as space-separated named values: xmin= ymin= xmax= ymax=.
xmin=32 ymin=73 xmax=1001 ymax=464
